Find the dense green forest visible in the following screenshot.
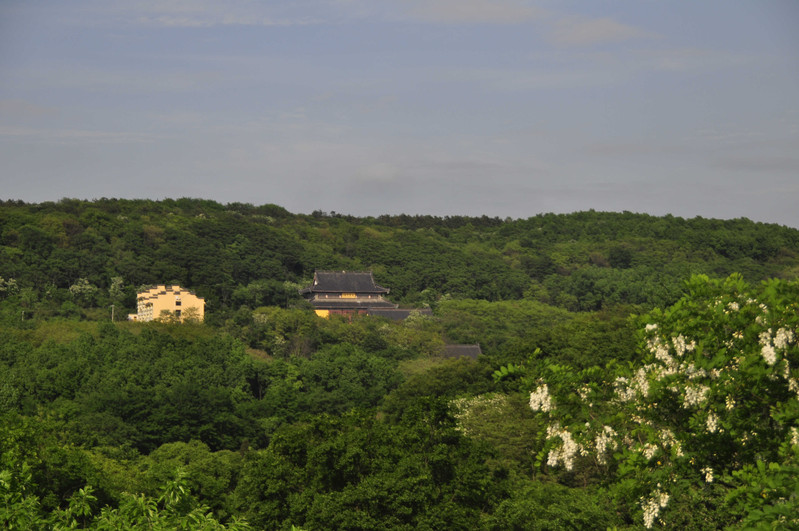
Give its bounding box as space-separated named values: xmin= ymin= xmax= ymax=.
xmin=1 ymin=198 xmax=799 ymax=528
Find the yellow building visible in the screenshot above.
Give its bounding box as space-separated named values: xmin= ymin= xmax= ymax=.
xmin=130 ymin=285 xmax=205 ymax=322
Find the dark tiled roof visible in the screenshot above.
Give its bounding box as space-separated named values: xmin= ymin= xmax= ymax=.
xmin=300 ymin=271 xmax=389 ymax=295
xmin=442 ymin=344 xmax=482 ymax=360
xmin=137 ymin=285 xmax=204 ymax=301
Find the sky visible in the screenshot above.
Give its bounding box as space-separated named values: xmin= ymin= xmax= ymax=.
xmin=1 ymin=1 xmax=798 ymax=226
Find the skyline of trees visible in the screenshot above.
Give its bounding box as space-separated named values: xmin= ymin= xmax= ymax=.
xmin=2 ymin=199 xmax=798 ymax=528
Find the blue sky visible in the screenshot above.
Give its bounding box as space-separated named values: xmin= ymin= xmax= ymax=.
xmin=1 ymin=1 xmax=798 ymax=226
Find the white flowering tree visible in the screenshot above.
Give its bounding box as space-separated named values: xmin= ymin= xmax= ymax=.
xmin=0 ymin=277 xmax=19 ymax=297
xmin=69 ymin=278 xmax=98 ymax=307
xmin=529 ymin=274 xmax=799 ymax=528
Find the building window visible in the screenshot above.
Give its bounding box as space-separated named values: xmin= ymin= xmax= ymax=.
xmin=175 ymin=310 xmax=181 ymax=318
xmin=341 ymin=293 xmax=356 ymax=298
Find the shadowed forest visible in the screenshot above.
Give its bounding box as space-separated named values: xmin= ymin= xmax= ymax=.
xmin=2 ymin=198 xmax=799 ymax=529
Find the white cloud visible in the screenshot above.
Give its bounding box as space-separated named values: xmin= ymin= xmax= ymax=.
xmin=425 ymin=64 xmax=616 ymax=92
xmin=137 ymin=13 xmax=321 ymax=28
xmin=354 ymin=162 xmax=402 ymax=183
xmin=549 ymin=15 xmax=652 ymax=46
xmin=92 ymin=0 xmax=327 ymax=28
xmin=0 ymin=125 xmax=155 ymax=145
xmin=633 ymin=47 xmax=757 ymax=72
xmin=0 ymin=99 xmax=59 ymax=119
xmin=404 ymin=0 xmax=541 ymax=24
xmin=713 ymin=155 xmax=799 ymax=174
xmin=12 ymin=65 xmax=222 ymax=95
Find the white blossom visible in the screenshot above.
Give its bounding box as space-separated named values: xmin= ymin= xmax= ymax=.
xmin=672 ymin=440 xmax=684 ymax=457
xmin=641 ymin=489 xmax=670 ymax=529
xmin=595 ymin=426 xmax=618 ymax=465
xmin=614 ymin=377 xmax=636 ymax=402
xmin=683 ymin=384 xmax=710 ymax=408
xmin=673 ymin=334 xmax=687 ymax=356
xmin=659 ymin=428 xmax=677 ymax=449
xmin=685 ymin=364 xmax=707 ymax=381
xmin=641 ymin=443 xmax=658 ymax=460
xmin=725 ymin=395 xmax=736 ymax=410
xmin=545 ymin=424 xmax=582 ymax=471
xmin=529 ymin=384 xmax=554 ymax=412
xmin=706 ymin=411 xmax=720 ymax=433
xmin=701 ymin=466 xmax=714 ymax=483
xmin=577 ymin=385 xmax=591 ymax=401
xmin=759 ymin=329 xmax=772 ymax=347
xmin=774 ymin=327 xmax=794 ymax=349
xmin=634 ymin=368 xmax=650 ymax=398
xmin=761 ymin=344 xmax=777 ymax=366
xmin=652 ymin=341 xmax=673 ymax=365
xmin=546 ymin=448 xmax=560 ymax=468
xmin=789 ymin=378 xmax=799 ymax=399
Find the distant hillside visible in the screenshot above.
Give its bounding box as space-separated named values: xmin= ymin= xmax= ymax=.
xmin=1 ymin=198 xmax=798 ymax=322
xmin=3 ymin=198 xmax=799 ymax=528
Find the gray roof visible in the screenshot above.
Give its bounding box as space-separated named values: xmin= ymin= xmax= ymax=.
xmin=441 ymin=344 xmax=482 ymax=360
xmin=300 ymin=271 xmax=390 ymax=295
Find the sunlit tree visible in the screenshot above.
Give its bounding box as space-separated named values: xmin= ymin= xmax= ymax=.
xmin=529 ymin=275 xmax=799 ymax=528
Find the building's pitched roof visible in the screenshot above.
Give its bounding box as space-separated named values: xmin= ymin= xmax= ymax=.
xmin=137 ymin=284 xmax=204 ymax=301
xmin=300 ymin=271 xmax=389 ymax=295
xmin=441 ymin=344 xmax=482 ymax=360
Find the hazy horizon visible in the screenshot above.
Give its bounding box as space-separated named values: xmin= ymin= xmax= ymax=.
xmin=1 ymin=1 xmax=798 ymax=227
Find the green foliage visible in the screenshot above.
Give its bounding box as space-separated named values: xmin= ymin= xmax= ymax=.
xmin=485 ymin=478 xmax=621 ymax=530
xmin=382 ymin=358 xmax=493 ymax=420
xmin=0 ymin=325 xmax=257 ymax=453
xmin=233 ymin=407 xmax=507 ymax=530
xmin=2 ymin=200 xmax=798 ymax=323
xmin=528 ymin=275 xmax=799 ymax=528
xmin=297 ymin=344 xmax=401 ymax=415
xmin=492 ymin=362 xmax=524 ymax=383
xmin=726 ymin=446 xmax=799 ymax=529
xmin=450 ymin=392 xmax=543 ymax=470
xmin=4 ymin=199 xmax=799 ymax=528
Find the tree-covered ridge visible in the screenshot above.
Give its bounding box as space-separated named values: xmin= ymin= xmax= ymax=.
xmin=3 ymin=198 xmax=799 ymax=528
xmin=1 ymin=198 xmax=798 ymax=322
xmin=4 ymin=276 xmax=799 ymax=528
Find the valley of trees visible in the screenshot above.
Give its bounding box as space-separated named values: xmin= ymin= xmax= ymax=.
xmin=1 ymin=198 xmax=799 ymax=528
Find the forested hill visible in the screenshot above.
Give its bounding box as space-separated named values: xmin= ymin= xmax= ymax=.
xmin=3 ymin=198 xmax=799 ymax=528
xmin=2 ymin=198 xmax=798 ymax=320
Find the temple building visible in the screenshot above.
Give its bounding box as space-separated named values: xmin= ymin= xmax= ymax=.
xmin=300 ymin=271 xmax=397 ymax=318
xmin=129 ymin=285 xmax=205 ymax=322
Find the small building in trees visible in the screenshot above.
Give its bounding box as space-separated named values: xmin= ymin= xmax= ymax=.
xmin=441 ymin=344 xmax=482 ymax=361
xmin=299 ymin=271 xmax=400 ymax=318
xmin=129 ymin=285 xmax=205 ymax=322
